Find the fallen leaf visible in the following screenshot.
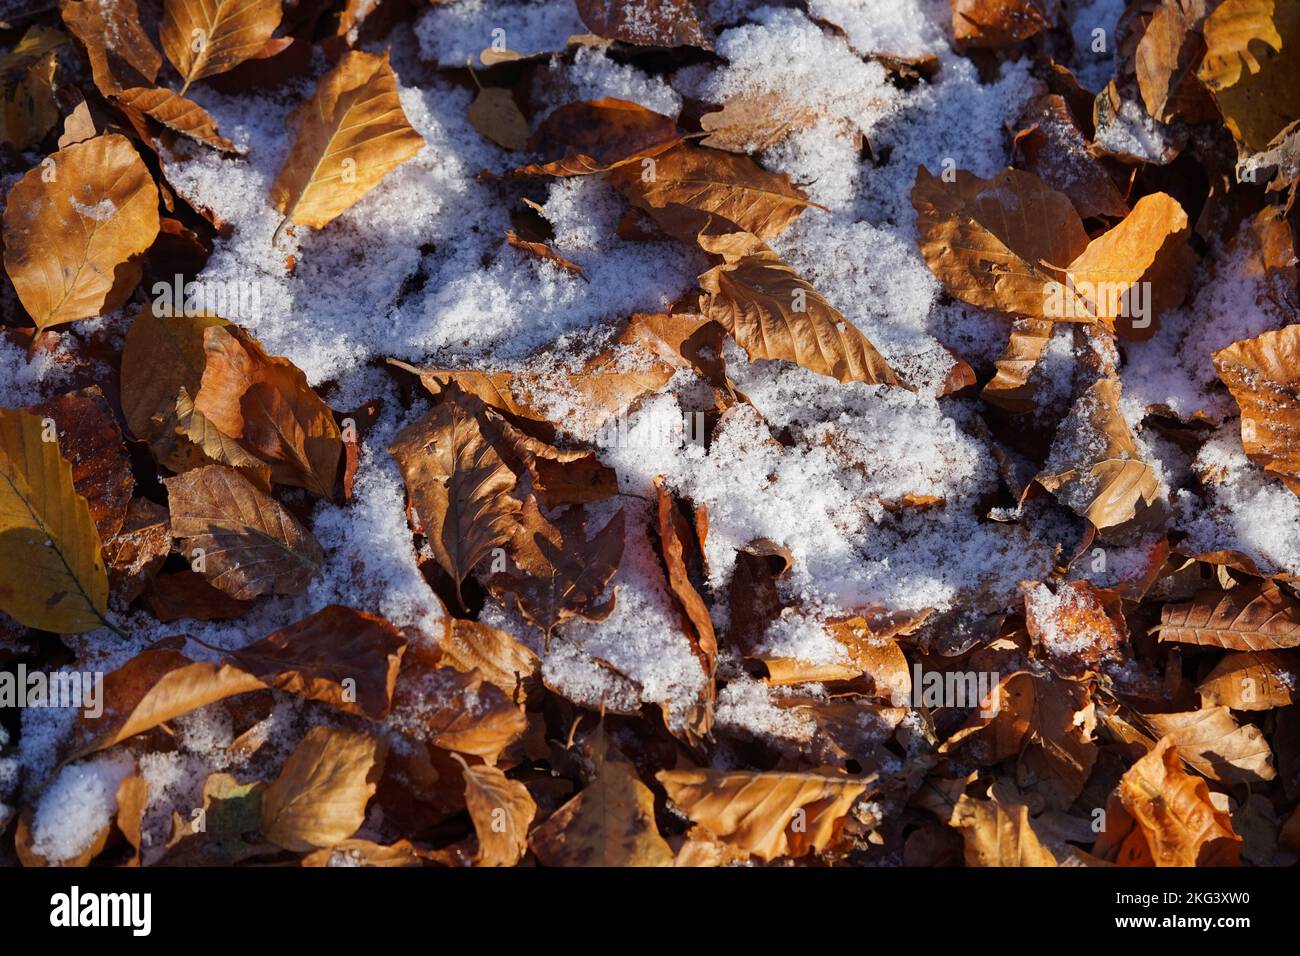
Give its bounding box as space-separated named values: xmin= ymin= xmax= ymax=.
xmin=103 ymin=498 xmax=171 ymax=603
xmin=531 ymin=724 xmax=674 ymax=866
xmin=270 ymin=50 xmax=424 ymax=237
xmin=1136 ymin=0 xmax=1218 ymax=124
xmin=1198 ymin=650 xmax=1300 ymax=710
xmin=0 ymin=407 xmax=108 ymax=633
xmin=114 ymin=86 xmax=240 ymax=153
xmin=261 ymin=725 xmax=384 ymax=852
xmin=1145 ymin=707 xmax=1277 ymax=783
xmin=657 ymin=767 xmax=872 ymax=861
xmin=517 ymin=98 xmax=681 ymax=176
xmin=147 ymin=569 xmax=254 ymax=621
xmin=1214 ymin=324 xmax=1300 ymax=495
xmin=230 ymin=605 xmax=407 ymax=720
xmin=952 ymin=0 xmax=1050 ymax=47
xmin=160 ymin=0 xmax=283 ymax=95
xmin=61 ymin=0 xmax=159 ymax=95
xmin=1116 ymin=736 xmax=1242 ymax=866
xmin=2 ymin=133 xmax=159 ymax=331
xmin=0 ymin=26 xmax=63 ymax=150
xmin=506 ymin=229 xmax=588 ymax=280
xmin=469 ymin=86 xmax=528 ymax=151
xmin=1157 ymin=581 xmax=1300 ymax=650
xmin=164 ymin=464 xmax=324 ymax=600
xmin=575 ymin=0 xmax=714 ymax=50
xmin=950 ymin=787 xmax=1058 ymax=866
xmin=1013 ymin=94 xmax=1129 ymax=219
xmin=163 ymin=773 xmax=271 ymax=866
xmin=451 ymin=754 xmax=536 ymax=867
xmin=436 ymin=616 xmax=540 ymax=697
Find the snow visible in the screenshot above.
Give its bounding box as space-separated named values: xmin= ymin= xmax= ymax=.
xmin=415 ymin=0 xmax=587 ymax=67
xmin=29 ymin=753 xmax=134 ymax=863
xmin=807 ymin=0 xmax=949 ymax=61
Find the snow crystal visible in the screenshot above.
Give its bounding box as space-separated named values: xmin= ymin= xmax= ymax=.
xmin=415 ymin=0 xmax=587 ymax=67
xmin=29 ymin=753 xmax=134 ymax=863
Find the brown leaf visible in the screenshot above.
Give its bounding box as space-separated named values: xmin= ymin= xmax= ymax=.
xmin=195 ymin=325 xmax=342 ymax=499
xmin=161 ymin=0 xmax=282 ymax=94
xmin=391 ymin=657 xmax=527 ymax=761
xmin=163 ymin=772 xmax=271 ymax=866
xmin=300 ymin=839 xmax=425 ymax=867
xmin=912 ymin=165 xmax=1090 ymax=319
xmin=1136 ymin=0 xmax=1218 ymax=124
xmin=261 ymin=726 xmax=384 ymax=852
xmin=489 ymin=498 xmax=624 ymax=640
xmin=516 ymin=98 xmax=681 ymax=176
xmin=104 ymin=498 xmax=171 ymax=604
xmin=388 ymin=391 xmax=520 ymax=604
xmin=1 ymin=27 xmax=63 ymax=151
xmin=531 ymin=724 xmax=674 ymax=866
xmin=0 ymin=407 xmax=109 ymax=634
xmin=147 ymin=569 xmax=254 ymax=621
xmin=30 ymin=387 xmax=133 ymax=542
xmin=1116 ymin=736 xmax=1242 ymax=866
xmin=1145 ymin=707 xmax=1276 ymax=783
xmin=271 ymin=50 xmax=424 ymax=236
xmin=506 ymin=229 xmax=588 ymax=280
xmin=1022 ymin=579 xmax=1128 ymax=672
xmin=1214 ymin=325 xmax=1300 ymax=495
xmin=612 ymin=144 xmax=817 ymax=242
xmin=1036 ymin=377 xmax=1162 ymax=532
xmin=68 ymin=640 xmax=265 ymax=759
xmin=452 ymin=754 xmax=536 ymax=867
xmin=61 ymin=0 xmax=160 ymax=95
xmin=575 ymin=0 xmax=714 ymax=50
xmin=164 ymin=464 xmax=324 ymax=600
xmin=1197 ymin=0 xmax=1300 ymax=152
xmin=115 ymin=775 xmax=149 ymax=866
xmin=230 ymin=606 xmax=408 ymax=720
xmin=1157 ymin=581 xmax=1300 ymax=650
xmin=114 ymin=86 xmax=240 ymax=153
xmin=952 ymin=0 xmax=1050 ymax=47
xmin=2 ymin=134 xmax=159 ymax=331
xmin=1013 ymin=94 xmax=1128 ymax=219
xmin=698 ymin=90 xmax=819 ymax=154
xmin=436 ymin=616 xmax=540 ymax=698
xmin=1198 ymin=650 xmax=1300 ymax=710
xmin=950 ymin=787 xmax=1058 ymax=866
xmin=657 ymin=767 xmax=872 ymax=862
xmin=699 ymin=247 xmax=903 ymax=386
xmin=981 ymin=317 xmax=1055 ymax=412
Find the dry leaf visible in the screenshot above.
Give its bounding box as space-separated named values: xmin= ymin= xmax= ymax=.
xmin=0 ymin=407 xmax=108 ymax=633
xmin=575 ymin=0 xmax=714 ymax=50
xmin=1013 ymin=94 xmax=1128 ymax=219
xmin=391 ymin=657 xmax=527 ymax=760
xmin=452 ymin=754 xmax=536 ymax=867
xmin=2 ymin=134 xmax=159 ymax=331
xmin=950 ymin=788 xmax=1058 ymax=866
xmin=699 ymin=247 xmax=903 ymax=386
xmin=531 ymin=724 xmax=673 ymax=866
xmin=1136 ymin=0 xmax=1217 ymax=124
xmin=436 ymin=617 xmax=540 ymax=697
xmin=270 ymin=50 xmax=424 ymax=236
xmin=194 ymin=325 xmax=342 ymax=499
xmin=120 ymin=305 xmax=227 ymax=450
xmin=114 ymin=86 xmax=239 ymax=153
xmin=230 ymin=605 xmax=407 ymax=720
xmin=952 ymin=0 xmax=1050 ymax=47
xmin=261 ymin=726 xmax=384 ymax=852
xmin=657 ymin=767 xmax=872 ymax=861
xmin=1214 ymin=324 xmax=1300 ymax=495
xmin=103 ymin=498 xmax=171 ymax=603
xmin=61 ymin=0 xmax=160 ymax=95
xmin=1198 ymin=651 xmax=1299 ymax=710
xmin=163 ymin=772 xmax=270 ymax=866
xmin=0 ymin=26 xmax=63 ymax=150
xmin=1116 ymin=736 xmax=1242 ymax=866
xmin=161 ymin=0 xmax=283 ymax=94
xmin=469 ymin=87 xmax=528 ymax=151
xmin=147 ymin=568 xmax=254 ymax=621
xmin=164 ymin=464 xmax=324 ymax=600
xmin=1145 ymin=707 xmax=1276 ymax=783
xmin=1157 ymin=581 xmax=1300 ymax=650
xmin=1197 ymin=0 xmax=1300 ymax=152
xmin=517 ymin=98 xmax=681 ymax=176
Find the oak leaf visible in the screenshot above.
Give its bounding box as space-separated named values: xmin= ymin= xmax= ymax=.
xmin=2 ymin=134 xmax=159 ymax=331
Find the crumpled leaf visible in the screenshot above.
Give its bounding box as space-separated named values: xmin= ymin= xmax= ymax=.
xmin=657 ymin=767 xmax=873 ymax=862
xmin=388 ymin=390 xmax=520 ymax=605
xmin=160 ymin=0 xmax=283 ymax=94
xmin=261 ymin=725 xmax=384 ymax=852
xmin=195 ymin=325 xmax=342 ymax=499
xmin=1013 ymin=93 xmax=1129 ymax=220
xmin=1136 ymin=0 xmax=1218 ymax=124
xmin=1214 ymin=324 xmax=1300 ymax=495
xmin=2 ymin=133 xmax=159 ymax=331
xmin=1116 ymin=736 xmax=1242 ymax=866
xmin=270 ymin=50 xmax=424 ymax=236
xmin=1036 ymin=377 xmax=1162 ymax=532
xmin=103 ymin=498 xmax=171 ymax=603
xmin=0 ymin=407 xmax=108 ymax=634
xmin=1198 ymin=650 xmax=1299 ymax=710
xmin=164 ymin=464 xmax=324 ymax=600
xmin=390 ymin=650 xmax=528 ymax=761
xmin=230 ymin=605 xmax=407 ymax=720
xmin=1157 ymin=580 xmax=1300 ymax=650
xmin=435 ymin=616 xmax=540 ymax=697
xmin=0 ymin=26 xmax=63 ymax=150
xmin=489 ymin=497 xmax=625 ymax=641
xmin=531 ymin=723 xmax=673 ymax=866
xmin=951 ymin=0 xmax=1050 ymax=48
xmin=113 ymin=86 xmax=240 ymax=153
xmin=1197 ymin=0 xmax=1300 ymax=152
xmin=950 ymin=786 xmax=1058 ymax=866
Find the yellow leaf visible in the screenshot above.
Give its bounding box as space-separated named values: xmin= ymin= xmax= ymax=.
xmin=0 ymin=408 xmax=108 ymax=633
xmin=270 ymin=50 xmax=425 ymax=237
xmin=2 ymin=134 xmax=159 ymax=331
